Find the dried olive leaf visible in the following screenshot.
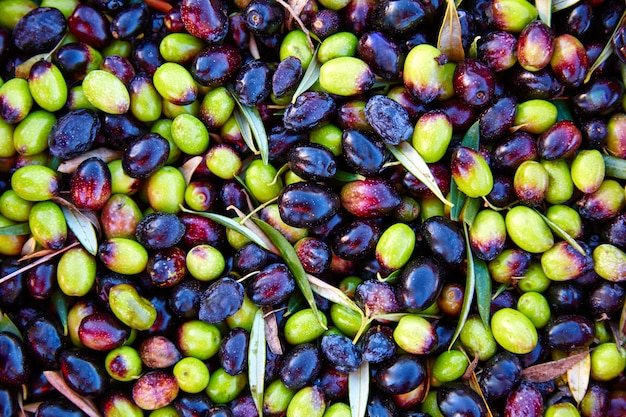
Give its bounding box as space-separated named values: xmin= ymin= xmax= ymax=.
xmin=248 ymin=309 xmax=266 ymax=416
xmin=263 ymin=307 xmax=283 ymax=355
xmin=437 ymin=0 xmax=465 ymax=62
xmin=0 ymin=223 xmax=30 ymax=236
xmin=604 ymin=154 xmax=626 ymax=180
xmin=56 ymin=148 xmax=123 ymax=174
xmin=467 ymin=368 xmax=495 ymax=417
xmin=292 ymin=48 xmax=321 ymax=102
xmin=179 ymin=156 xmax=203 ymax=185
xmin=585 ymin=10 xmax=626 ymax=83
xmin=308 ymin=274 xmax=363 ymax=317
xmin=252 ymin=217 xmax=325 ymax=329
xmin=536 ymin=0 xmax=552 ymax=27
xmin=449 ymin=222 xmax=476 ymax=349
xmin=61 ymin=206 xmax=98 ymax=256
xmin=521 ymin=350 xmax=590 ymax=382
xmin=349 ymin=360 xmax=370 ymax=417
xmin=551 ymin=0 xmax=581 ymax=11
xmin=567 ymin=351 xmax=590 ymax=403
xmin=533 ymin=208 xmax=586 ymax=256
xmin=14 ymin=54 xmax=47 ymax=79
xmin=474 ymin=258 xmax=492 ymax=329
xmin=180 ymin=206 xmax=270 ymax=251
xmin=43 ymin=371 xmax=102 ymax=417
xmin=387 ymin=142 xmax=453 ymax=207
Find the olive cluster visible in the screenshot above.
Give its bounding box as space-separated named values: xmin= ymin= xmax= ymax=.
xmin=0 ymin=0 xmax=625 ymax=416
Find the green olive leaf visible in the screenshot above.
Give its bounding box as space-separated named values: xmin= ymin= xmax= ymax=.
xmin=521 ymin=349 xmax=590 ymax=382
xmin=251 ymin=217 xmax=326 ymax=329
xmin=228 ymin=87 xmax=269 ymax=164
xmin=292 ymin=48 xmax=321 ymax=103
xmin=387 ymin=141 xmax=453 ymax=207
xmin=348 ymin=360 xmax=369 ymax=417
xmin=248 ymin=309 xmax=266 ymax=416
xmin=371 ymin=312 xmax=412 ymax=322
xmin=532 ymin=208 xmax=586 ymax=256
xmin=551 ymin=99 xmax=574 ymax=121
xmin=492 ymin=283 xmax=511 ymax=300
xmin=604 ymin=154 xmax=626 ymax=180
xmin=179 ymin=206 xmax=270 ymax=251
xmin=474 ymin=258 xmax=492 ymax=329
xmin=51 ymin=290 xmax=69 ymax=336
xmin=0 ymin=222 xmax=30 ymax=236
xmin=567 ymin=351 xmax=590 ymax=403
xmin=536 ymin=0 xmax=552 ymax=27
xmin=61 ymin=206 xmax=98 ymax=256
xmin=451 ymin=120 xmax=481 ymax=220
xmin=585 ymin=10 xmax=626 ymax=83
xmin=551 ymin=0 xmax=581 ymax=11
xmin=333 ymin=169 xmax=366 ymax=182
xmin=468 ymin=35 xmax=481 ymax=59
xmin=0 ymin=313 xmax=22 ymax=340
xmin=449 ymin=222 xmax=476 ymax=349
xmin=437 ymin=0 xmax=465 ymax=62
xmin=307 ymin=274 xmax=363 ymax=317
xmin=461 ymin=197 xmax=482 ymax=227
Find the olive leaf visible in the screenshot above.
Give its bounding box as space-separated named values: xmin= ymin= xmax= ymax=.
xmin=460 ymin=197 xmax=481 ymax=227
xmin=251 ymin=217 xmax=326 ymax=329
xmin=551 ymin=99 xmax=574 ymax=122
xmin=14 ymin=54 xmax=47 ymax=79
xmin=333 ymin=170 xmax=366 ymax=182
xmin=618 ymin=300 xmax=626 ymax=345
xmin=348 ymin=360 xmax=370 ymax=417
xmin=474 ymin=258 xmax=492 ymax=329
xmin=532 ymin=208 xmax=586 ymax=256
xmin=0 ymin=241 xmax=80 ymax=286
xmin=371 ymin=312 xmax=414 ymax=322
xmin=44 ymin=371 xmax=102 ymax=417
xmin=449 ymin=222 xmax=476 ymax=349
xmin=52 ymin=290 xmax=69 ymax=336
xmin=0 ymin=223 xmax=30 ymax=236
xmin=179 ymin=155 xmax=203 ymax=185
xmin=263 ymin=307 xmax=283 ymax=355
xmin=604 ymin=154 xmax=626 ymax=180
xmin=0 ymin=313 xmax=22 ymax=340
xmin=551 ymin=0 xmax=581 ymax=12
xmin=450 ymin=121 xmax=481 ymax=220
xmin=468 ymin=36 xmax=481 ymax=59
xmin=292 ymin=48 xmax=321 ymax=102
xmin=248 ymin=309 xmax=266 ymax=417
xmin=521 ymin=350 xmax=590 ymax=382
xmin=536 ymin=0 xmax=552 ymax=27
xmin=61 ymin=206 xmax=98 ymax=256
xmin=179 ymin=206 xmax=270 ymax=251
xmin=584 ymin=10 xmax=626 ymax=83
xmin=567 ymin=351 xmax=590 ymax=403
xmin=307 ymin=274 xmax=363 ymax=317
xmin=437 ymin=0 xmax=465 ymax=62
xmin=228 ymin=87 xmax=269 ymax=164
xmin=387 ymin=141 xmax=453 ymax=207
xmin=56 ymin=148 xmax=123 ymax=174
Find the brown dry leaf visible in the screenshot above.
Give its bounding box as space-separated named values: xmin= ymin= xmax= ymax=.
xmin=20 ymin=237 xmax=37 ymax=257
xmin=179 ymin=156 xmax=203 ymax=185
xmin=467 ymin=370 xmax=495 ymax=417
xmin=437 ymin=0 xmax=465 ymax=62
xmin=462 ymin=350 xmax=480 ymax=380
xmin=263 ymin=307 xmax=283 ymax=355
xmin=567 ymin=350 xmax=591 ymax=403
xmin=56 ymin=148 xmax=123 ymax=174
xmin=521 ymin=350 xmax=591 ymax=382
xmin=43 ymin=371 xmax=102 ymax=417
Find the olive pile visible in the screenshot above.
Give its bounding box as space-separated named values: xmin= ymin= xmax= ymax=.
xmin=0 ymin=0 xmax=625 ymax=416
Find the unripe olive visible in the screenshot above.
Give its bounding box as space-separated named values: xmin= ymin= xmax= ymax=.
xmin=199 ymin=86 xmax=235 ymax=130
xmin=403 ymin=44 xmax=447 ymax=104
xmin=571 ymin=149 xmax=605 ymax=194
xmin=487 ymin=0 xmax=539 ymax=33
xmin=99 ymin=238 xmax=149 ymax=275
xmin=11 ymin=165 xmax=60 ymax=201
xmin=319 ymin=57 xmax=375 ymax=96
xmin=517 ymin=261 xmax=551 ymax=293
xmin=152 ymin=62 xmax=197 ymax=106
xmin=280 ymin=30 xmax=314 ymax=70
xmin=82 ymin=70 xmax=130 ymax=115
xmin=542 ymin=159 xmax=574 ymax=205
xmin=129 ymin=73 xmax=162 ymax=123
xmin=0 ymin=214 xmax=28 ymax=256
xmin=145 ymin=166 xmax=186 ymax=213
xmin=105 ymin=346 xmax=143 ymax=382
xmin=27 ymin=60 xmax=67 ymax=112
xmin=177 ymin=320 xmax=221 ymax=360
xmin=109 ymin=284 xmax=157 ymax=331
xmin=546 ymin=204 xmax=583 ymax=239
xmin=375 ymin=223 xmax=415 ymax=271
xmin=460 ymin=315 xmax=497 ymax=361
xmin=491 ymin=307 xmax=538 ymax=354
xmin=286 ymin=386 xmax=326 ymax=417
xmin=0 ymin=118 xmax=15 ymax=157
xmin=57 ymin=247 xmax=96 ymax=296
xmin=505 ymin=205 xmax=554 ymax=253
xmin=13 ymin=109 xmax=55 ymax=156
xmin=592 ymin=244 xmax=626 ymax=282
xmin=393 ymin=315 xmax=437 ymax=355
xmin=606 ymin=112 xmax=626 ymax=158
xmin=264 ymin=379 xmax=296 ymax=416
xmin=432 ymin=350 xmax=469 ymax=383
xmin=329 ymin=303 xmax=363 ymax=338
xmin=245 ymin=159 xmax=284 ymax=203
xmin=159 ymin=33 xmax=204 ymax=64
xmin=186 ymin=244 xmax=225 ymax=281
xmin=173 ymin=356 xmax=210 ymax=393
xmin=541 ymin=241 xmax=592 ymax=281
xmin=206 ymin=368 xmax=246 ymax=403
xmin=469 ymin=209 xmax=507 ymax=261
xmin=590 ymin=342 xmax=626 ymax=381
xmin=284 ymin=308 xmax=328 ymax=345
xmin=29 ymin=200 xmax=67 ymax=250
xmin=517 ymin=292 xmax=551 ymax=328
xmin=171 ymin=113 xmax=209 ymax=155
xmin=0 ymin=77 xmax=33 ymax=123
xmin=545 ymin=402 xmax=581 ymax=417
xmin=514 ymin=99 xmax=558 ymax=134
xmin=451 ymin=146 xmax=493 ymax=198
xmin=318 ymin=31 xmax=358 ymax=63
xmin=514 ymin=160 xmax=549 ymax=205
xmin=412 ymin=111 xmax=453 ymax=163
xmin=0 ymin=190 xmax=33 ymax=222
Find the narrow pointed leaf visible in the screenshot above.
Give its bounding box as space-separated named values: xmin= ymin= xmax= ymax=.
xmin=179 ymin=156 xmax=203 ymax=185
xmin=536 ymin=0 xmax=552 ymax=26
xmin=0 ymin=223 xmax=30 ymax=236
xmin=387 ymin=141 xmax=453 ymax=206
xmin=552 ymin=0 xmax=581 ymax=11
xmin=521 ymin=350 xmax=590 ymax=382
xmin=551 ymin=99 xmax=574 ymax=121
xmin=371 ymin=313 xmax=413 ymax=322
xmin=251 ymin=217 xmax=325 ymax=329
xmin=567 ymin=351 xmax=590 ymax=403
xmin=292 ymin=48 xmax=321 ymax=102
xmin=180 ymin=207 xmax=270 ymax=251
xmin=57 ymin=148 xmax=122 ymax=174
xmin=52 ymin=290 xmax=69 ymax=336
xmin=0 ymin=314 xmax=22 ymax=340
xmin=437 ymin=0 xmax=465 ymax=62
xmin=604 ymin=154 xmax=626 ymax=180
xmin=227 ymin=205 xmax=280 ymax=254
xmin=533 ymin=208 xmax=586 ymax=256
xmin=449 ymin=181 xmax=466 ymax=221
xmin=248 ymin=309 xmax=266 ymax=416
xmin=307 ymin=274 xmax=363 ymax=316
xmin=461 ymin=197 xmax=482 ymax=226
xmin=349 ymin=360 xmax=369 ymax=417
xmin=449 ymin=223 xmax=476 ymax=349
xmin=584 ymin=11 xmax=626 ymax=83
xmin=240 ymin=104 xmax=269 ymax=164
xmin=61 ymin=206 xmax=98 ymax=256
xmin=462 ymin=120 xmax=480 ymax=149
xmin=263 ymin=308 xmax=283 ymax=355
xmin=474 ymin=258 xmax=492 ymax=329
xmin=232 ymin=106 xmax=257 ymax=154
xmin=44 ymin=371 xmax=102 ymax=417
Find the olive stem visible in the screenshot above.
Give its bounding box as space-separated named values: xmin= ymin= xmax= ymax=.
xmin=269 ymin=163 xmax=289 ymax=185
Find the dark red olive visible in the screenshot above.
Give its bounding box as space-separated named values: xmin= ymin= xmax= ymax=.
xmin=341 ymin=178 xmax=402 ymax=219
xmin=135 ymin=212 xmax=185 ymax=250
xmin=278 ymin=182 xmax=340 ymax=228
xmin=357 ymin=31 xmax=405 ymax=80
xmin=372 ymin=0 xmax=425 ymax=36
xmin=234 ymin=59 xmax=272 ymax=106
xmin=492 ymin=131 xmax=538 ymax=172
xmin=35 ymin=398 xmax=87 ymax=417
xmin=267 ymin=125 xmax=308 ymax=162
xmin=487 ymin=174 xmax=516 ymax=207
xmin=504 ymin=382 xmax=544 ymax=417
xmin=545 ymin=282 xmax=584 ymax=315
xmin=140 ymin=335 xmax=181 ymax=369
xmin=315 ymin=367 xmax=349 ymax=401
xmin=453 ymin=59 xmax=496 ymax=108
xmin=438 ymin=383 xmax=487 ymax=417
xmin=402 ymin=162 xmax=451 ymax=199
xmin=131 ymin=38 xmax=165 ymax=75
xmin=331 ymin=218 xmax=381 ymax=261
xmin=110 ymin=3 xmax=150 ymax=40
xmin=517 ymin=20 xmax=555 ymax=72
xmin=78 ymin=312 xmax=131 ymax=351
xmin=537 ymin=120 xmax=582 ymax=160
xmin=101 ymin=55 xmax=136 ymax=85
xmin=180 ymin=213 xmax=226 ymax=248
xmin=279 ymin=343 xmax=323 ymax=390
xmin=26 ymin=261 xmax=57 ymax=300
xmin=60 ymin=349 xmax=108 ymax=398
xmin=571 ymin=78 xmax=624 ymax=117
xmin=364 ymin=94 xmax=413 ymax=145
xmin=288 ymin=144 xmax=337 ymax=181
xmin=122 ymin=133 xmax=169 ymax=179
xmin=272 ymin=56 xmax=303 ymax=100
xmin=507 ymin=66 xmax=564 ymax=100
xmin=376 ymin=354 xmax=424 ymax=395
xmin=355 ymin=280 xmax=401 ymax=317
xmin=588 ymin=281 xmax=625 ymax=320
xmin=12 ymin=7 xmax=67 ymax=54
xmin=295 ymin=237 xmax=331 ymax=275
xmin=438 ymin=98 xmax=477 ymax=132
xmin=0 ymin=332 xmax=30 ymax=387
xmin=244 ymin=0 xmax=283 ymax=35
xmin=362 ymin=325 xmax=397 ymax=364
xmin=147 ymin=247 xmax=187 ymax=288
xmin=68 ymin=4 xmax=111 ymax=48
xmin=168 ymin=279 xmax=204 ymax=319
xmin=546 ymin=314 xmax=594 ymax=351
xmin=174 ymin=393 xmax=214 ymax=416
xmin=181 ymin=0 xmax=229 ymax=43
xmin=342 ymin=129 xmax=387 ymax=177
xmin=247 ymin=263 xmax=295 ymax=307
xmin=310 ymin=9 xmax=341 ymax=39
xmin=397 ymin=257 xmax=445 ymax=312
xmin=477 ymin=31 xmax=518 ymax=72
xmin=70 ymin=157 xmax=112 ymax=211
xmin=48 ymin=109 xmax=101 ymax=160
xmin=192 ymin=44 xmax=242 ymax=87
xmin=198 ymin=277 xmax=244 ymax=323
xmin=479 ymin=95 xmax=517 ymax=142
